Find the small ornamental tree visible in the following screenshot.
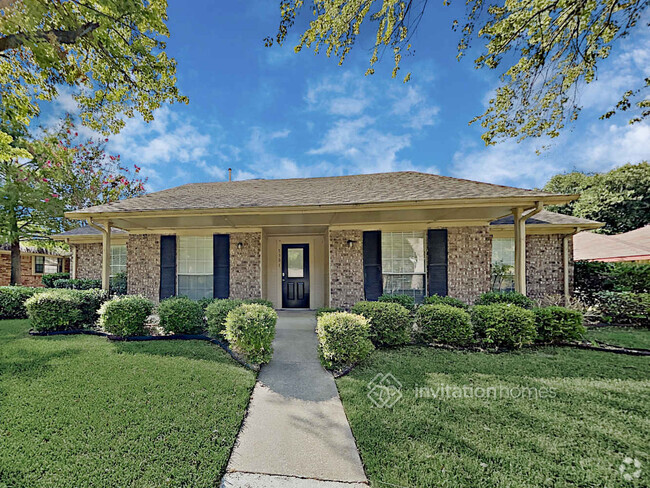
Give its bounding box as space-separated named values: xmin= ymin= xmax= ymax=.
xmin=0 ymin=119 xmax=145 ymax=284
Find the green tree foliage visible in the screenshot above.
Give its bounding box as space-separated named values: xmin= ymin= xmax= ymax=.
xmin=271 ymin=1 xmax=649 ymax=144
xmin=543 ymin=162 xmax=650 ymax=233
xmin=0 ymin=119 xmax=145 ymax=284
xmin=0 ymin=0 xmax=187 ymax=137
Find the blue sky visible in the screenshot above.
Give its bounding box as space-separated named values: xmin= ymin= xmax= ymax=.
xmin=41 ymin=1 xmax=650 ymax=192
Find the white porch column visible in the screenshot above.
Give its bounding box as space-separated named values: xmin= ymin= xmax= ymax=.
xmin=513 ymin=208 xmax=526 ymax=295
xmin=101 ymin=221 xmax=111 ymax=291
xmin=87 ymin=219 xmax=111 ymax=291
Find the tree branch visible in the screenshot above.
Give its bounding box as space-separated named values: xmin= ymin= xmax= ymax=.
xmin=0 ymin=21 xmax=99 ymax=53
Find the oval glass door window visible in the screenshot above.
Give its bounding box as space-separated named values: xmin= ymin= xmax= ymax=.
xmin=287 ymin=248 xmax=304 ymax=277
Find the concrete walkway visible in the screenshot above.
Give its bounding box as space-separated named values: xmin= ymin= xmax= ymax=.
xmin=221 ymin=311 xmax=368 ymax=487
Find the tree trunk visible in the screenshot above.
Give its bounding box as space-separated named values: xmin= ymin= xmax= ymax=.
xmin=10 ymin=238 xmax=21 ymax=285
xmin=9 ymin=210 xmax=21 ymax=285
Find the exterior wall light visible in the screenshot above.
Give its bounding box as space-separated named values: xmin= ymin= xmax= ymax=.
xmin=237 ymin=242 xmax=243 ymax=250
xmin=347 ymin=239 xmax=357 ymax=248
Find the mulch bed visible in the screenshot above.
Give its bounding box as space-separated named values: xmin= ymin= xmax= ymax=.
xmin=29 ymin=329 xmax=260 ymax=371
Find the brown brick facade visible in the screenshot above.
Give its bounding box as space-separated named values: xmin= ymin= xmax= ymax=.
xmin=230 ymin=232 xmax=262 ymax=300
xmin=126 ymin=235 xmax=161 ymax=301
xmin=329 ymin=230 xmax=365 ymax=309
xmin=526 ymin=234 xmax=571 ymax=298
xmin=448 ymin=226 xmax=492 ymax=304
xmin=75 ymin=243 xmax=103 ymax=279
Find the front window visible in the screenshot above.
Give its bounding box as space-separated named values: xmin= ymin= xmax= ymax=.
xmin=110 ymin=245 xmax=127 ymax=277
xmin=177 ymin=236 xmax=213 ymax=300
xmin=381 ymin=231 xmax=426 ymax=302
xmin=492 ymin=237 xmax=515 ymax=292
xmin=34 ymin=256 xmax=62 ymax=274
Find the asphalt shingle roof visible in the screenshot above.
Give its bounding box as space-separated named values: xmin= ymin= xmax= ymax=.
xmin=574 ymin=230 xmax=650 ymax=261
xmin=68 ymin=171 xmax=563 ymax=215
xmin=55 ymin=226 xmax=127 ymax=237
xmin=491 ymin=210 xmax=601 ymax=227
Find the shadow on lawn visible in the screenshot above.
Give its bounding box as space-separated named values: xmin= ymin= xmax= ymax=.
xmin=111 ymin=339 xmax=239 ymax=366
xmin=0 ymin=348 xmax=81 ymax=379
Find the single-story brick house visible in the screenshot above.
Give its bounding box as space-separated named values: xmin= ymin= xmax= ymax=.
xmin=55 ymin=172 xmax=602 ymax=308
xmin=0 ymin=244 xmax=70 ymax=287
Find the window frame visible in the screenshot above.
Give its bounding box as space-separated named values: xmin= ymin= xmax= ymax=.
xmin=176 ymin=236 xmax=214 ymax=300
xmin=33 ymin=255 xmax=62 ymax=275
xmin=110 ymin=244 xmax=127 ymax=277
xmin=380 ymin=231 xmax=428 ymax=302
xmin=491 ymin=237 xmax=516 ymax=292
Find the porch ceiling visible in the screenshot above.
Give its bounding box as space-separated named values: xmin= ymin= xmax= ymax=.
xmin=80 ymin=202 xmax=540 ymax=232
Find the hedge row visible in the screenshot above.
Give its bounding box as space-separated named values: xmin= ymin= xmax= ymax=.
xmin=316 ymin=293 xmax=588 ymax=369
xmin=21 ymin=290 xmax=277 ymax=365
xmin=575 ymin=260 xmax=649 ymax=299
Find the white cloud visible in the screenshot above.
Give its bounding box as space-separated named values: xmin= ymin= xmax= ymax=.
xmin=451 ymin=120 xmax=650 ymax=188
xmin=578 ymin=24 xmax=649 ymax=114
xmin=108 ymin=107 xmax=211 ymax=165
xmin=196 ymin=160 xmax=227 ymax=180
xmin=575 ymin=121 xmax=650 ymax=171
xmin=309 ymin=116 xmax=413 ymax=173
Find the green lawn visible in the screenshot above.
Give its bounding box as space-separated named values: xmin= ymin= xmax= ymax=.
xmin=584 ymin=326 xmax=650 ymax=349
xmin=0 ymin=319 xmax=256 ymax=487
xmin=338 ymin=346 xmax=650 ymax=487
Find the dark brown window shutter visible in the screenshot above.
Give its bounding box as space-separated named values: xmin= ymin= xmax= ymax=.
xmin=160 ymin=235 xmax=176 ymax=300
xmin=427 ymin=229 xmax=448 ymax=296
xmin=213 ymin=234 xmax=230 ymax=299
xmin=363 ymin=231 xmax=383 ymax=301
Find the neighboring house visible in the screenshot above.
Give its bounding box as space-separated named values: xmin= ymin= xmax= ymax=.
xmin=0 ymin=244 xmax=70 ymax=287
xmin=55 ymin=172 xmax=602 ymax=308
xmin=574 ymin=225 xmax=650 ymax=263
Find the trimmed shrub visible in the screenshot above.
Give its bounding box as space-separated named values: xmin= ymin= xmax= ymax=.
xmin=53 ymin=278 xmax=102 ymax=290
xmin=26 ymin=290 xmax=83 ymax=331
xmin=317 ymin=312 xmax=374 ymax=370
xmin=593 ymin=291 xmax=650 ymax=327
xmin=42 ymin=272 xmax=70 ymax=288
xmin=475 ymin=291 xmax=535 ymax=309
xmin=224 ymin=304 xmax=277 ymax=364
xmin=316 ymin=306 xmax=343 ymax=318
xmin=377 ymin=294 xmax=415 ymax=310
xmin=415 ymin=304 xmax=473 ymax=346
xmin=206 ymin=299 xmax=244 ymax=337
xmin=244 ymin=298 xmax=275 ymax=308
xmin=158 ymin=297 xmax=205 ymax=334
xmin=24 ymin=289 xmax=108 ymax=331
xmin=109 ymin=272 xmax=128 ymax=295
xmin=0 ymin=286 xmax=43 ymax=319
xmin=471 ymin=304 xmax=536 ymax=348
xmin=534 ymin=306 xmax=585 ymax=343
xmin=196 ymin=297 xmax=214 ymax=311
xmin=423 ymin=295 xmax=469 ymax=310
xmin=76 ymin=288 xmax=110 ymax=325
xmin=350 ymin=301 xmax=411 ymax=347
xmin=99 ymin=296 xmax=155 ymax=336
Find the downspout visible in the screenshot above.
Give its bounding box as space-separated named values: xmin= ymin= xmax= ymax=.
xmin=513 ymin=201 xmax=543 ymax=296
xmin=563 ymin=227 xmax=580 ymax=305
xmin=87 ymin=219 xmax=111 ymax=291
